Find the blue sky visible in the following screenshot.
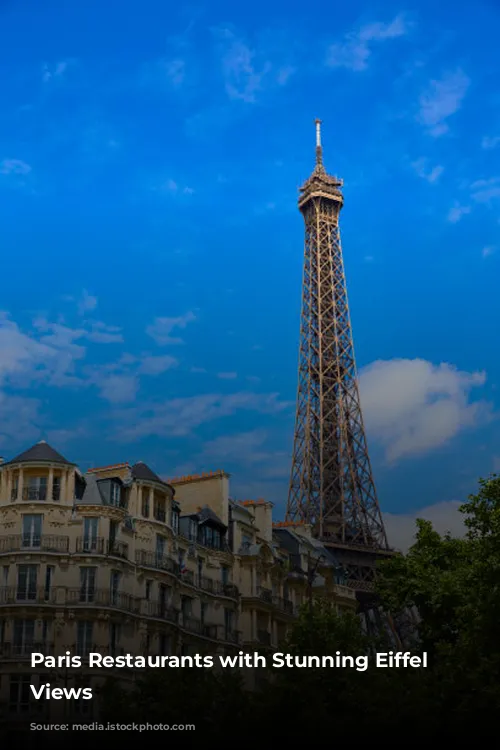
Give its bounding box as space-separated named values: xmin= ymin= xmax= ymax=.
xmin=1 ymin=0 xmax=499 ymax=542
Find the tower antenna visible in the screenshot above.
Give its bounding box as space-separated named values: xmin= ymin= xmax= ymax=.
xmin=315 ymin=118 xmax=323 ymax=166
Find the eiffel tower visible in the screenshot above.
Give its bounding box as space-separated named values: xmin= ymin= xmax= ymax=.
xmin=286 ymin=120 xmax=393 ymax=593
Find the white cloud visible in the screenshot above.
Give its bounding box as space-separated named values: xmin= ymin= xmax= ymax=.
xmin=138 ymin=355 xmax=178 ymax=375
xmin=418 ymin=69 xmax=470 ymax=136
xmin=217 ymin=371 xmax=238 ymax=379
xmin=359 ymin=358 xmax=492 ymax=462
xmin=114 ymin=392 xmax=291 ymax=440
xmin=213 ymin=27 xmax=293 ymax=103
xmin=78 ymin=290 xmax=98 ymax=315
xmin=163 ymin=58 xmax=185 ymax=87
xmin=146 ymin=311 xmax=196 ymax=345
xmin=42 ymin=60 xmax=71 ymax=83
xmin=97 ymin=374 xmax=138 ymax=404
xmin=384 ymin=501 xmax=465 ymax=552
xmin=0 ymin=391 xmax=42 ymax=448
xmin=482 ymin=246 xmax=496 ymax=258
xmin=157 ymin=179 xmax=194 ymax=195
xmin=481 ymin=135 xmax=500 ymax=150
xmin=471 ymin=176 xmax=500 ymax=204
xmin=447 ymin=203 xmax=471 ymax=223
xmin=0 ymin=159 xmax=31 ymax=175
xmin=411 ymin=158 xmax=444 ymax=183
xmin=326 ymin=15 xmax=410 ymax=71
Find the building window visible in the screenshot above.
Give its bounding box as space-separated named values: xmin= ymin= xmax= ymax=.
xmin=83 ymin=518 xmax=99 ymax=551
xmin=110 ymin=571 xmax=120 ymax=605
xmin=171 ymin=509 xmax=179 ymax=534
xmin=145 ymin=580 xmax=152 ymax=600
xmin=154 ymin=497 xmax=166 ymax=523
xmin=76 ymin=621 xmax=93 ymax=657
xmin=16 ymin=565 xmax=37 ymax=601
xmin=188 ymin=519 xmax=197 ymax=541
xmin=224 ymin=609 xmax=234 ymax=639
xmin=159 ymin=634 xmax=170 ymax=656
xmin=44 ymin=566 xmax=54 ymax=601
xmin=52 ymin=476 xmax=61 ymax=502
xmin=9 ymin=675 xmax=31 ymax=713
xmin=241 ymin=533 xmax=252 ymax=550
xmin=26 ymin=476 xmax=47 ymax=502
xmin=159 ymin=583 xmax=170 ymax=616
xmin=141 ymin=493 xmax=149 ymax=518
xmin=13 ymin=619 xmax=35 ymax=655
xmin=110 ymin=482 xmax=121 ymax=507
xmin=203 ymin=526 xmax=213 ymax=547
xmin=3 ymin=565 xmax=9 ymax=586
xmin=79 ymin=567 xmax=96 ymax=603
xmin=22 ymin=514 xmax=42 ymax=548
xmin=156 ymin=535 xmax=166 ymax=561
xmin=200 ymin=602 xmax=206 ymax=625
xmin=109 ymin=623 xmax=120 ymax=656
xmin=221 ymin=566 xmax=229 ymax=585
xmin=181 ymin=596 xmax=192 ymax=618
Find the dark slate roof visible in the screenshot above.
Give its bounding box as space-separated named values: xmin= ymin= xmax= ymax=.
xmin=131 ymin=461 xmax=169 ymax=486
xmin=76 ymin=474 xmax=104 ymax=506
xmin=180 ymin=504 xmax=227 ymax=528
xmin=197 ymin=505 xmax=226 ymax=528
xmin=6 ymin=441 xmax=73 ymax=466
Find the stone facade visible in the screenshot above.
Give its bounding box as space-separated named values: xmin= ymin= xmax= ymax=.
xmin=0 ymin=441 xmax=356 ymax=719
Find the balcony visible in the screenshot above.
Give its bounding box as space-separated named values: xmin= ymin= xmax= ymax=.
xmin=153 ymin=508 xmax=166 ymax=523
xmin=65 ymin=588 xmax=140 ymax=613
xmin=257 ymin=587 xmax=273 ymax=604
xmin=143 ymin=600 xmax=179 ymax=624
xmin=0 ymin=535 xmax=69 ymax=554
xmin=181 ymin=615 xmax=202 ymax=634
xmin=272 ymin=596 xmax=294 ymax=615
xmin=75 ymin=538 xmax=128 ymax=559
xmin=257 ymin=629 xmax=271 ymax=646
xmin=0 ymin=586 xmax=56 ymax=605
xmin=106 ymin=540 xmax=128 ymax=559
xmin=223 ymin=628 xmax=240 ymax=644
xmin=0 ymin=641 xmax=55 ymax=657
xmin=179 ymin=569 xmax=195 ymax=586
xmin=135 ymin=550 xmax=179 ymax=575
xmin=198 ymin=577 xmax=239 ymax=599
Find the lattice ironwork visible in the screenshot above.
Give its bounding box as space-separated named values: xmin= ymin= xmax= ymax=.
xmin=286 ymin=121 xmax=389 ymax=577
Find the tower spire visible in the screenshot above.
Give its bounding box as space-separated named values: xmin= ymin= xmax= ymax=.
xmin=315 ymin=118 xmax=323 ymax=167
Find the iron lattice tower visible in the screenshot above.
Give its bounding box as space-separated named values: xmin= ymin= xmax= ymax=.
xmin=286 ymin=120 xmax=391 ymax=587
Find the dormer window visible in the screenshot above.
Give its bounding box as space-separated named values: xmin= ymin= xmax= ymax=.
xmin=110 ymin=482 xmax=121 ymax=507
xmin=188 ymin=519 xmax=197 ymax=541
xmin=171 ymin=509 xmax=179 ymax=535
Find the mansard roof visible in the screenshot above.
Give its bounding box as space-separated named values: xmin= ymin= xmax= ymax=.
xmin=6 ymin=440 xmax=73 ymax=466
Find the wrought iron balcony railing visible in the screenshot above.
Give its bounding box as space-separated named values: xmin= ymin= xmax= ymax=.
xmin=197 ymin=577 xmax=239 ymax=599
xmin=256 ymin=587 xmax=273 ymax=604
xmin=272 ymin=596 xmax=294 ymax=614
xmin=142 ymin=600 xmax=179 ymax=624
xmin=135 ymin=550 xmax=180 ymax=575
xmin=76 ymin=538 xmax=128 ymax=559
xmin=0 ymin=586 xmax=56 ymax=605
xmin=0 ymin=535 xmax=69 ymax=554
xmin=0 ymin=641 xmax=54 ymax=657
xmin=65 ymin=588 xmax=140 ymax=613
